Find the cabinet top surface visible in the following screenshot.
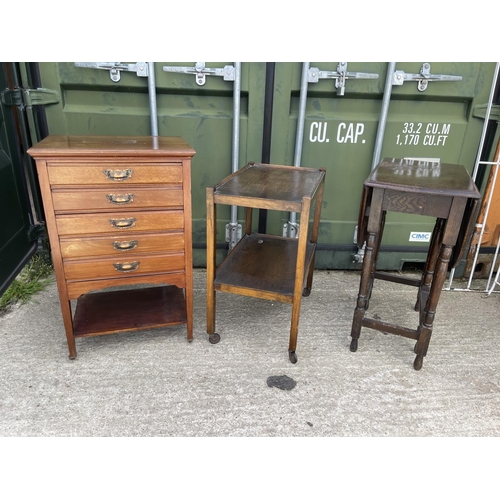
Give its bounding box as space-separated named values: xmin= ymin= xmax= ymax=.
xmin=213 ymin=163 xmax=325 ymax=203
xmin=27 ymin=135 xmax=195 ymax=158
xmin=366 ymin=158 xmax=481 ymax=198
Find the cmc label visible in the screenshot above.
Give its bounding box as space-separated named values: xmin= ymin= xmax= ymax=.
xmin=409 ymin=232 xmax=432 ymax=242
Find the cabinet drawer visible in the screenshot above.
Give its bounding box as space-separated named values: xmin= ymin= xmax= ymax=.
xmin=52 ymin=187 xmax=183 ymax=212
xmin=64 ymin=253 xmax=186 ymax=281
xmin=60 ymin=232 xmax=185 ymax=258
xmin=47 ymin=163 xmax=183 ymax=186
xmin=56 ymin=210 xmax=184 ymax=236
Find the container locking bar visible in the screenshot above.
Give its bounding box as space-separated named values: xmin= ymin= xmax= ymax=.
xmin=308 ymin=62 xmax=379 ymax=96
xmin=162 ymin=62 xmax=235 ymax=86
xmin=393 ymin=63 xmax=462 ymax=91
xmin=74 ymin=62 xmax=149 ymax=82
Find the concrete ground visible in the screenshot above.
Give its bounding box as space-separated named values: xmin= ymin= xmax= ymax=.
xmin=1 ymin=268 xmax=499 ymax=438
xmin=2 ymin=268 xmax=498 ymax=497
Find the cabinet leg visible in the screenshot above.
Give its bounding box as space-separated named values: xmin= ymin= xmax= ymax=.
xmin=60 ymin=298 xmax=76 ymax=359
xmin=185 ymin=287 xmax=193 ymax=342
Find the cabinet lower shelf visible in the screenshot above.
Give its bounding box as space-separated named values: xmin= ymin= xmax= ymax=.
xmin=213 ymin=233 xmax=316 ymax=302
xmin=73 ymin=285 xmax=187 ymax=337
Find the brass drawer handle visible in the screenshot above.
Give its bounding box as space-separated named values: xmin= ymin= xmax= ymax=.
xmin=113 ymin=261 xmax=140 ymax=273
xmin=112 ymin=240 xmax=138 ymax=251
xmin=103 ymin=169 xmax=133 ymax=181
xmin=109 ymin=217 xmax=137 ymax=229
xmin=106 ymin=193 xmax=135 ymax=204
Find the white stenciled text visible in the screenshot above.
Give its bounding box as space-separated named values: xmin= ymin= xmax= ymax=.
xmin=308 ymin=121 xmax=367 ymax=144
xmin=396 ymin=122 xmax=450 ymax=147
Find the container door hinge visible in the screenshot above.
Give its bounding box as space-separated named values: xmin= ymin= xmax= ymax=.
xmin=27 ymin=223 xmax=46 ymax=242
xmin=308 ymin=62 xmax=379 ymax=96
xmin=162 ymin=62 xmax=235 ymax=86
xmin=1 ymin=88 xmax=59 ymax=108
xmin=472 ymin=104 xmax=500 ymax=121
xmin=74 ymin=62 xmax=149 ymax=82
xmin=393 ymin=63 xmax=462 ymax=91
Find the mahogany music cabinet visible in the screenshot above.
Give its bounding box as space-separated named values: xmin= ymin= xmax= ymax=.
xmin=28 ymin=135 xmax=195 ymax=359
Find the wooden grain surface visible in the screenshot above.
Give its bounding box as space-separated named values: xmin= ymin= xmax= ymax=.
xmin=366 ymin=158 xmax=481 ymax=197
xmin=28 ymin=135 xmax=196 ymax=158
xmin=73 ymin=285 xmax=187 ymax=337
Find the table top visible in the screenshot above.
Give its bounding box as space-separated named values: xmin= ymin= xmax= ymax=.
xmin=365 ymin=158 xmax=481 ymax=198
xmin=27 ymin=135 xmax=196 ymax=158
xmin=213 ymin=162 xmax=326 ymax=205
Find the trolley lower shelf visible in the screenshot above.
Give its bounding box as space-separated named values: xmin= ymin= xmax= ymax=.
xmin=213 ymin=233 xmax=316 ymax=302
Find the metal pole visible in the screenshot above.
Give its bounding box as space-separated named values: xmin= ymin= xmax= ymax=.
xmin=471 ymin=161 xmax=499 ymax=289
xmin=371 ymin=62 xmax=396 ymax=171
xmin=447 ymin=63 xmax=500 ymax=291
xmin=471 ymin=62 xmax=500 ymax=181
xmin=353 ymin=62 xmax=396 ymax=263
xmin=226 ymin=62 xmax=242 ymax=249
xmin=286 ymin=62 xmax=310 ymax=238
xmin=485 ymin=164 xmax=500 ymax=291
xmin=147 ymin=62 xmax=158 ymax=136
xmin=293 ymin=62 xmax=310 ymax=168
xmin=230 ymin=62 xmax=241 ymax=226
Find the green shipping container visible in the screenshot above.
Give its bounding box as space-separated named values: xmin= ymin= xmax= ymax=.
xmin=27 ymin=62 xmax=500 ymax=270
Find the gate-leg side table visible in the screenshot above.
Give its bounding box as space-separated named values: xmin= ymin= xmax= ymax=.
xmin=350 ymin=158 xmax=481 ymax=370
xmin=206 ymin=162 xmax=326 ymax=363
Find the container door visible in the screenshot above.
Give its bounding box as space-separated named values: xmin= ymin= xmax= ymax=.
xmin=36 ymin=61 xmax=497 ymax=271
xmin=37 ymin=61 xmax=268 ymax=266
xmin=268 ymin=62 xmax=497 ymax=270
xmin=0 ymin=63 xmax=38 ymax=296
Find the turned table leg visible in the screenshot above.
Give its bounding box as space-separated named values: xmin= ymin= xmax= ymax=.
xmin=351 ymin=231 xmax=379 ymax=352
xmin=413 ymin=244 xmax=453 ymax=370
xmin=351 ymin=188 xmax=383 ymax=353
xmin=415 ymin=218 xmax=444 ymax=314
xmin=365 ymin=211 xmax=385 ymax=310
